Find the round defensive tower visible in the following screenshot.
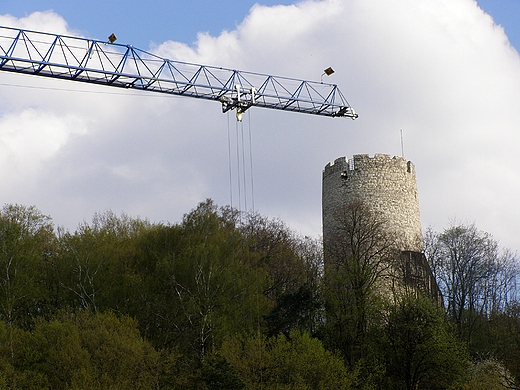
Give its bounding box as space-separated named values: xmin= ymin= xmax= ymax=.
xmin=322 ymin=154 xmax=422 ymax=252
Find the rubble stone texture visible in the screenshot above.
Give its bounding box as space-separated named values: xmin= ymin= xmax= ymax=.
xmin=322 ymin=154 xmax=423 ymax=252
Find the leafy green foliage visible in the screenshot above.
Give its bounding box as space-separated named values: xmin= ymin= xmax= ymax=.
xmin=0 ymin=201 xmax=517 ymax=387
xmin=0 ymin=204 xmax=56 ymax=328
xmin=221 ymin=331 xmax=353 ymax=389
xmin=201 ymin=353 xmax=245 ymax=390
xmin=0 ymin=311 xmax=169 ymax=389
xmin=381 ymin=294 xmax=468 ymax=389
xmin=265 ymin=284 xmax=322 ymax=337
xmin=460 ymin=358 xmax=516 ymax=390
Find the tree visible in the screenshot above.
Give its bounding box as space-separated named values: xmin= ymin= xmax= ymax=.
xmin=14 ymin=316 xmax=92 ymax=389
xmin=265 ymin=284 xmax=322 ymax=337
xmin=1 ymin=311 xmax=168 ymax=389
xmin=483 ymin=249 xmax=519 ymax=315
xmin=0 ymin=204 xmax=56 ymax=326
xmin=0 ymin=204 xmax=58 ymax=363
xmin=461 ymin=358 xmax=517 ymax=390
xmin=382 ymin=294 xmax=468 ymax=390
xmin=323 ymin=199 xmax=399 ymax=364
xmin=73 ymin=311 xmax=164 ymax=389
xmin=473 ymin=303 xmax=520 ymax=386
xmin=154 ymin=200 xmax=267 ymax=361
xmin=55 ymin=211 xmax=148 ymax=313
xmin=201 ymin=353 xmax=245 ymax=390
xmin=242 ymin=213 xmax=310 ymax=300
xmin=221 ymin=331 xmax=353 ymax=389
xmin=424 ymin=223 xmax=518 ymax=341
xmin=243 ymin=212 xmax=324 ymax=337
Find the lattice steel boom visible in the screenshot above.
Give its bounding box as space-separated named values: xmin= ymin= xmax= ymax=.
xmin=0 ymin=26 xmax=358 ymax=119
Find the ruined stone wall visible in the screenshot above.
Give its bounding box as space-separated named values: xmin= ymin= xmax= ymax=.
xmin=322 ymin=154 xmax=422 ymax=252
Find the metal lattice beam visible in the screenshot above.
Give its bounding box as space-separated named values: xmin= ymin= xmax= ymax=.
xmin=0 ymin=26 xmax=358 ymax=119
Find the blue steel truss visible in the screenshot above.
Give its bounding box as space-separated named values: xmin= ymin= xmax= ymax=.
xmin=0 ymin=26 xmax=357 ymax=119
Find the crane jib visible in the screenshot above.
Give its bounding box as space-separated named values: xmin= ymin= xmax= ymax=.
xmin=0 ymin=25 xmax=358 ymax=120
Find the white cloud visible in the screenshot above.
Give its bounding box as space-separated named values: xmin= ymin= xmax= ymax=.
xmin=1 ymin=1 xmax=520 ymax=251
xmin=0 ymin=108 xmax=86 ymax=195
xmin=0 ymin=11 xmax=74 ymax=35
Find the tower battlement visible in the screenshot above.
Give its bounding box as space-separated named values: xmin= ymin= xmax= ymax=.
xmin=323 ymin=154 xmax=415 ymax=179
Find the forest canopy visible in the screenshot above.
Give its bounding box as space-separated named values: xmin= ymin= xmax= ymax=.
xmin=0 ymin=200 xmax=518 ymax=389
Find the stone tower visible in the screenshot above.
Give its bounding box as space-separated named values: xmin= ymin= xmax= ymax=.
xmin=322 ymin=154 xmax=422 ymax=252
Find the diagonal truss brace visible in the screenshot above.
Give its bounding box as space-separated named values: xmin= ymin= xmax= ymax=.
xmin=0 ymin=26 xmax=358 ymax=120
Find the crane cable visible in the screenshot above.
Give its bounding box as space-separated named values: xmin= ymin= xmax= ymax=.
xmin=227 ymin=110 xmax=262 ymax=383
xmin=248 ymin=110 xmax=256 ymax=214
xmin=227 ymin=111 xmax=255 ymax=217
xmin=243 ymin=110 xmax=263 ymax=383
xmin=227 ymin=112 xmax=234 ymax=210
xmin=236 ymin=118 xmax=244 ymax=215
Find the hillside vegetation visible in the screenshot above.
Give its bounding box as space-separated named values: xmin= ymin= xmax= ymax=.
xmin=0 ymin=200 xmax=518 ymax=389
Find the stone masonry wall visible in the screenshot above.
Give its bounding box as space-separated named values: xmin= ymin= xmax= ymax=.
xmin=322 ymin=154 xmax=422 ymax=252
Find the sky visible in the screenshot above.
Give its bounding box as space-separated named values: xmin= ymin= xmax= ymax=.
xmin=1 ymin=0 xmax=520 ymax=251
